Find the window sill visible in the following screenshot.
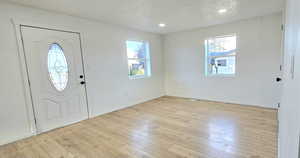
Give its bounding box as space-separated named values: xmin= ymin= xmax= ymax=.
xmin=129 ymin=75 xmax=150 ymax=80
xmin=205 ymin=74 xmax=236 ymax=78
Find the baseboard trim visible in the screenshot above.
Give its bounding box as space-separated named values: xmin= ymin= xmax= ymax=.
xmin=90 ymin=94 xmax=165 ymax=118
xmin=0 ymin=94 xmax=165 ymax=147
xmin=163 ymin=95 xmax=278 ymax=111
xmin=0 ymin=132 xmax=34 ymax=146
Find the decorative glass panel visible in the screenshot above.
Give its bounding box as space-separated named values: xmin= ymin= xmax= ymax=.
xmin=48 ymin=43 xmax=68 ymax=91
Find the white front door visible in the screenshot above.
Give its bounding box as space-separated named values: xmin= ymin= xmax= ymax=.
xmin=21 ymin=26 xmax=89 ymax=133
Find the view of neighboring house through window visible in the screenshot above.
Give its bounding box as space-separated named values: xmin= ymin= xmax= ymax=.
xmin=126 ymin=40 xmax=151 ymax=79
xmin=205 ymin=35 xmax=237 ymax=76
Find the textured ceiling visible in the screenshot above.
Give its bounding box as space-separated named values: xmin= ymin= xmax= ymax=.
xmin=4 ymin=0 xmax=284 ymax=34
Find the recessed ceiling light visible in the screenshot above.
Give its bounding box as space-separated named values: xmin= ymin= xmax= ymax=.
xmin=218 ymin=9 xmax=227 ymax=14
xmin=159 ymin=23 xmax=166 ymax=28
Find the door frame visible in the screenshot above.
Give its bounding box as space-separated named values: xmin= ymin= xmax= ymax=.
xmin=11 ymin=19 xmax=91 ymax=135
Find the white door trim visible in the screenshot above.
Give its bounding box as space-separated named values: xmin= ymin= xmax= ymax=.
xmin=11 ymin=19 xmax=91 ymax=136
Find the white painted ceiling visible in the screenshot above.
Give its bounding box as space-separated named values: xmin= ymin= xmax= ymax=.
xmin=4 ymin=0 xmax=284 ymax=34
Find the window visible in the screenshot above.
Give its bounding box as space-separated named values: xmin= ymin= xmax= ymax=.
xmin=48 ymin=43 xmax=69 ymax=91
xmin=126 ymin=40 xmax=151 ymax=79
xmin=205 ymin=35 xmax=236 ymax=76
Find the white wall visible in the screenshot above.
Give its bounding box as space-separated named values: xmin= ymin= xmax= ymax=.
xmin=0 ymin=1 xmax=286 ymax=148
xmin=0 ymin=2 xmax=164 ymax=145
xmin=164 ymin=13 xmax=283 ymax=108
xmin=279 ymin=0 xmax=300 ymax=157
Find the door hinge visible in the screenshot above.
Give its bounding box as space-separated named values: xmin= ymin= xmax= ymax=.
xmin=298 ymin=134 xmax=300 ymax=158
xmin=277 ymin=103 xmax=281 ymax=108
xmin=28 ymin=79 xmax=31 ymax=87
xmin=280 ymin=65 xmax=283 ymax=71
xmin=281 ymin=24 xmax=284 ymax=31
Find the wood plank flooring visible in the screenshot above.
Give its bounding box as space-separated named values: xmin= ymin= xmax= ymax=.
xmin=0 ymin=96 xmax=278 ymax=158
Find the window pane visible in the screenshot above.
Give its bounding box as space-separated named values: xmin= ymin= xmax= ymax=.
xmin=126 ymin=41 xmax=147 ymax=59
xmin=207 ymin=36 xmax=236 ymax=57
xmin=205 ymin=35 xmax=236 ymax=75
xmin=211 ymin=56 xmax=235 ymax=75
xmin=128 ymin=59 xmax=145 ymax=76
xmin=126 ymin=40 xmax=151 ymax=78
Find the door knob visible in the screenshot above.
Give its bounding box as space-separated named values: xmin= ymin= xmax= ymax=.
xmin=276 ymin=77 xmax=282 ymax=82
xmin=80 ymin=81 xmax=86 ymax=85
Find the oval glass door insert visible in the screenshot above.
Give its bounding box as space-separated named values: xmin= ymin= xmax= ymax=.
xmin=47 ymin=43 xmax=69 ymax=91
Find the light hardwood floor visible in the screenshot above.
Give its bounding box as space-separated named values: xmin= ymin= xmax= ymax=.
xmin=0 ymin=96 xmax=278 ymax=158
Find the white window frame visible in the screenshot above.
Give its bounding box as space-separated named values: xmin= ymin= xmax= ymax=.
xmin=204 ymin=34 xmax=237 ymax=77
xmin=126 ymin=40 xmax=151 ymax=80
